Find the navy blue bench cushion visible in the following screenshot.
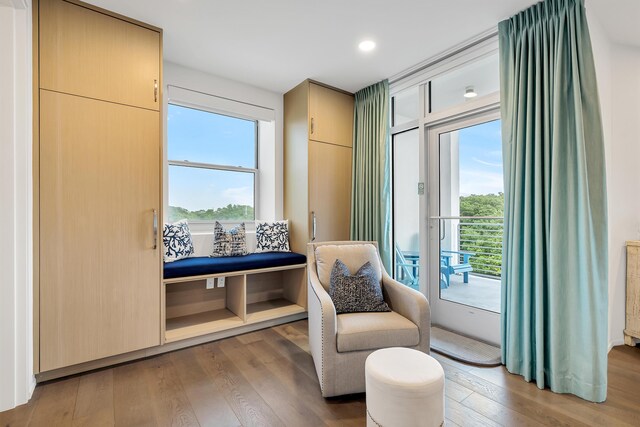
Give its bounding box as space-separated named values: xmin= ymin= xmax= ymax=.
xmin=164 ymin=252 xmax=307 ymax=280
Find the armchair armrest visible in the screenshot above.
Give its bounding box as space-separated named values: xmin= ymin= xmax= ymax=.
xmin=307 ymin=264 xmax=338 ymax=396
xmin=381 ymin=271 xmax=431 ymax=348
xmin=308 ymin=269 xmax=337 ymax=338
xmin=442 ymin=249 xmax=476 ymax=262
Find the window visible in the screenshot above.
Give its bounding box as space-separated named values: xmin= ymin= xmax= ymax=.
xmin=167 ymin=104 xmax=258 ymax=222
xmin=428 ymin=52 xmax=499 ymax=114
xmin=392 ymin=86 xmax=419 ymax=127
xmin=392 ymin=128 xmax=420 ymax=289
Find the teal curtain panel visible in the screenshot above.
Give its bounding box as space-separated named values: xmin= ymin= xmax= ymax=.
xmin=350 ymin=80 xmax=392 ymax=272
xmin=499 ymin=0 xmax=608 ymax=402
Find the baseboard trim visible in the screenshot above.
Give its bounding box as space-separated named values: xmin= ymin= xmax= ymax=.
xmin=35 ymin=312 xmax=308 ymax=382
xmin=26 ymin=375 xmax=36 ymax=404
xmin=608 ymin=338 xmax=625 ymax=352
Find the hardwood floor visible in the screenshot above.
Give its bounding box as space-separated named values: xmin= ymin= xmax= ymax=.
xmin=2 ymin=320 xmax=640 ymax=426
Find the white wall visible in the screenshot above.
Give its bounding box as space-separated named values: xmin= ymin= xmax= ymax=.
xmin=606 ymin=44 xmax=640 ymax=346
xmin=163 ymin=61 xmax=284 ymax=224
xmin=588 ymin=6 xmax=640 ymax=348
xmin=0 ymin=0 xmax=35 ymax=413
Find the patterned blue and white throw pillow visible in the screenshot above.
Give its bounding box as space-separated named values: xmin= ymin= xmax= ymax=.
xmin=255 ymin=220 xmax=291 ymax=253
xmin=163 ymin=219 xmax=194 ymax=263
xmin=211 ymin=222 xmax=248 ymax=257
xmin=329 ymin=259 xmax=390 ymax=314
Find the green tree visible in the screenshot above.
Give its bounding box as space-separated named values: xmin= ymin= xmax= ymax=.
xmin=167 ymin=204 xmax=254 ymax=222
xmin=460 ymin=193 xmax=504 ymax=217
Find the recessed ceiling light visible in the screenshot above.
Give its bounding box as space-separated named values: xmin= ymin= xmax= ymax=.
xmin=359 ymin=40 xmax=376 ymax=52
xmin=464 ymin=86 xmax=477 ymax=98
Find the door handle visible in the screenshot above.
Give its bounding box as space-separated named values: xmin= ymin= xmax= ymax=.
xmin=311 ymin=211 xmax=317 ymax=241
xmin=153 ymin=209 xmax=158 ymax=249
xmin=310 ymin=117 xmax=314 ymax=134
xmin=154 ymin=79 xmax=158 ymax=103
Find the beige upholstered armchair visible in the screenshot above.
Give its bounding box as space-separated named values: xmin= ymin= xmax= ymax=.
xmin=307 ymin=241 xmax=431 ymax=397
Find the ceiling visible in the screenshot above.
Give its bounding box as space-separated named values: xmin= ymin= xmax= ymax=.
xmin=84 ymin=0 xmax=635 ymax=95
xmin=586 ymin=0 xmax=640 ymax=48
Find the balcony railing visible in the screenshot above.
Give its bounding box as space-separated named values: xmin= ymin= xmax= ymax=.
xmin=455 ymin=217 xmax=503 ymax=278
xmin=394 ymin=216 xmax=504 ymax=286
xmin=435 ymin=216 xmax=503 ymax=278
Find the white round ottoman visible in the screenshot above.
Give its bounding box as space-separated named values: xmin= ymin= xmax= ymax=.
xmin=365 ymin=347 xmax=445 ymax=427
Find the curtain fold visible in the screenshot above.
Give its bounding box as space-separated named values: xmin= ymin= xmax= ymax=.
xmin=350 ymin=80 xmax=392 ymax=271
xmin=499 ymin=0 xmax=608 ymax=402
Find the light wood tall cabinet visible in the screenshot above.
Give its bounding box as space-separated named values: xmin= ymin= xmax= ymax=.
xmin=35 ymin=0 xmax=162 ymax=372
xmin=284 ymin=80 xmax=354 ymax=254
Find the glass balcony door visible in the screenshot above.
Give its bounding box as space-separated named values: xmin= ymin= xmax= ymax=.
xmin=426 ymin=111 xmax=502 ymax=345
xmin=392 ymin=128 xmax=420 ymax=291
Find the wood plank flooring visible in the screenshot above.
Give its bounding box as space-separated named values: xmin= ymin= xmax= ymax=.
xmin=2 ymin=320 xmax=640 ymax=426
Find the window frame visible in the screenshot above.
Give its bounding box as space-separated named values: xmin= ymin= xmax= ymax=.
xmin=166 ymin=100 xmax=260 ymax=224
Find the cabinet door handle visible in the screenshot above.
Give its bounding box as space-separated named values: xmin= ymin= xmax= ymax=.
xmin=311 ymin=211 xmax=317 ymax=241
xmin=154 ymin=79 xmax=158 ymax=103
xmin=153 ymin=209 xmax=158 ymax=250
xmin=310 ymin=117 xmax=314 ymax=134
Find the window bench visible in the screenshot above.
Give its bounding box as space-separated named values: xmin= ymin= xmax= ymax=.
xmin=163 ymin=252 xmax=307 ymax=280
xmin=162 ymin=252 xmax=308 ymax=343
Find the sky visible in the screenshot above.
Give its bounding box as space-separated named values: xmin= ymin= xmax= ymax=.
xmin=456 ymin=119 xmax=504 ymax=196
xmin=167 ymin=104 xmax=256 ymax=211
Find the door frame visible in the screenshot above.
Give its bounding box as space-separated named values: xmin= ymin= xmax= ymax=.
xmin=390 ymin=127 xmax=421 ymax=289
xmin=422 ymin=108 xmax=502 ymax=345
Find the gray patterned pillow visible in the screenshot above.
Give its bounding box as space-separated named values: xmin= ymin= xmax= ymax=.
xmin=163 ymin=220 xmax=194 ymax=263
xmin=211 ymin=222 xmax=248 ymax=257
xmin=255 ymin=220 xmax=290 ymax=252
xmin=329 ymin=259 xmax=391 ymax=314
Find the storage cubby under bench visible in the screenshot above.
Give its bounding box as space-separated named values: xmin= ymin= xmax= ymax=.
xmin=163 ymin=252 xmax=308 ymax=343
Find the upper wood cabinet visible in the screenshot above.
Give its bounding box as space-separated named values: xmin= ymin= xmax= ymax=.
xmin=39 ymin=0 xmax=161 ymax=110
xmin=308 ymin=82 xmax=354 ymax=147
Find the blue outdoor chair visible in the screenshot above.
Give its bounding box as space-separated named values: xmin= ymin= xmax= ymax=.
xmin=440 ymin=250 xmax=475 ymax=288
xmin=394 ymin=246 xmax=419 ymax=290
